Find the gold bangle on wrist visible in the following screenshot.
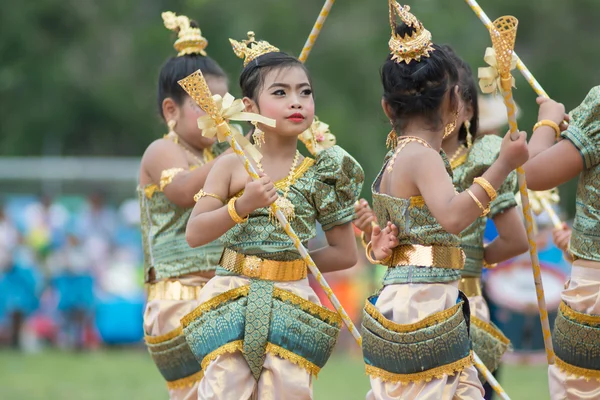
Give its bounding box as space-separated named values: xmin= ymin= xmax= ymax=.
xmin=227 ymin=198 xmax=248 ymax=224
xmin=473 ymin=177 xmax=497 ymax=202
xmin=466 ymin=189 xmax=490 ymax=217
xmin=365 ymin=242 xmax=391 ymax=265
xmin=533 ymin=119 xmax=561 ymax=141
xmin=360 ymin=232 xmax=369 ymax=249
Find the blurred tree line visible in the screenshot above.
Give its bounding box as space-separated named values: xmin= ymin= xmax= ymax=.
xmin=1 ymin=0 xmax=598 ymax=213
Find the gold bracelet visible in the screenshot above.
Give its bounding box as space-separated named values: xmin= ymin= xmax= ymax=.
xmin=365 ymin=242 xmax=391 ymax=265
xmin=194 ymin=189 xmax=225 ymax=204
xmin=473 ymin=177 xmax=497 ymax=202
xmin=483 ymin=259 xmax=498 ymax=269
xmin=533 ymin=119 xmax=561 ymax=141
xmin=227 ymin=198 xmax=248 ymax=224
xmin=360 ymin=232 xmax=369 ymax=249
xmin=465 ymin=189 xmax=490 ymax=217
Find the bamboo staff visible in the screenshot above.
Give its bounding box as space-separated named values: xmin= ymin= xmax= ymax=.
xmin=178 ymin=70 xmax=362 ymax=346
xmin=487 ymin=16 xmax=555 ymax=364
xmin=473 ymin=353 xmax=511 ymax=400
xmin=299 ymin=0 xmax=336 ymax=62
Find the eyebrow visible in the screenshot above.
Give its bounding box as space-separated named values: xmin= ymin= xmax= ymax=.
xmin=268 ymin=82 xmax=311 ymax=90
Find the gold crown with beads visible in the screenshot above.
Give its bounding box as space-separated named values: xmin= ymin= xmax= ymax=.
xmin=388 ymin=2 xmax=435 ymax=64
xmin=230 ymin=32 xmax=280 ymax=67
xmin=162 ymin=11 xmax=208 ymax=57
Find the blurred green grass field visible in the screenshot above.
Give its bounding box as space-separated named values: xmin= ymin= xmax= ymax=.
xmin=0 ymin=349 xmax=549 ymax=399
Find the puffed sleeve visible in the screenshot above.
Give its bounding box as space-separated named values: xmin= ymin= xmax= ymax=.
xmin=311 ymin=145 xmax=364 ymax=231
xmin=561 ymin=85 xmax=600 ymax=170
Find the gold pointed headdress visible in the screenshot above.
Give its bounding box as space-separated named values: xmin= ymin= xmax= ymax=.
xmin=162 ymin=11 xmax=208 ymax=57
xmin=388 ymin=2 xmax=435 ymax=64
xmin=230 ymin=32 xmax=280 ymax=67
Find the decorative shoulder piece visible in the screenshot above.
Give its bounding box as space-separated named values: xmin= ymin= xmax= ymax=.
xmin=299 ymin=117 xmax=336 ymax=156
xmin=388 ymin=2 xmax=435 ymax=64
xmin=229 ymin=31 xmax=280 ymax=67
xmin=162 ymin=11 xmax=208 ymax=56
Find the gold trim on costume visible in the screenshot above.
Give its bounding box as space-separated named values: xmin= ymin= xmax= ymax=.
xmin=560 ymin=301 xmax=600 ymax=327
xmin=181 ymin=286 xmax=250 ymax=327
xmin=272 ymin=287 xmax=342 ymax=325
xmin=364 ymin=301 xmax=462 ymax=333
xmin=201 ymin=340 xmax=244 ymax=371
xmin=265 ymin=343 xmax=321 ymax=377
xmin=220 ymin=249 xmax=307 ymax=281
xmin=233 ymin=157 xmax=315 ymax=198
xmin=159 ymin=168 xmax=185 ymax=191
xmin=165 ymin=370 xmax=205 ymax=389
xmin=555 ymin=356 xmax=600 ymax=382
xmin=450 ymin=153 xmax=468 ymax=170
xmin=365 ymin=352 xmax=474 ymax=384
xmin=409 ymin=196 xmax=425 ymax=207
xmin=146 ymin=280 xmax=206 ymax=302
xmin=471 ymin=316 xmax=510 ymax=345
xmin=199 ymin=340 xmax=322 ymax=377
xmin=385 ymin=244 xmax=465 ymax=269
xmin=458 ymin=277 xmax=482 ymax=297
xmin=145 ymin=326 xmax=183 ymax=345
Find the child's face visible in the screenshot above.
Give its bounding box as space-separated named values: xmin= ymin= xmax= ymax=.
xmin=251 ymin=66 xmax=315 ymax=138
xmin=177 ymin=75 xmax=228 ymax=149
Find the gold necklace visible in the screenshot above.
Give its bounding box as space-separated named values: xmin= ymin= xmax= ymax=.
xmin=448 ymin=144 xmax=467 ymax=166
xmin=386 ymin=136 xmax=433 ymax=173
xmin=257 ymin=150 xmax=300 ymax=223
xmin=165 ymin=133 xmax=214 ymax=167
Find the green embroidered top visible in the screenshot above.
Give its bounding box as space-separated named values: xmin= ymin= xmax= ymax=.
xmin=561 ymin=86 xmax=600 ymax=262
xmin=452 ymin=135 xmax=518 ymax=277
xmin=372 ymin=150 xmax=462 ymax=284
xmin=222 ymin=145 xmax=364 ymax=261
xmin=138 ymin=140 xmax=229 ymax=282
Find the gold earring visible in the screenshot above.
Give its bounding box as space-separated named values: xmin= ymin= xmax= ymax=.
xmin=386 ymin=120 xmax=398 ymax=149
xmin=252 ymin=122 xmax=265 ymax=147
xmin=464 ymin=120 xmax=473 ymax=148
xmin=443 ymin=110 xmax=459 ymax=139
xmin=166 ymin=120 xmax=179 ymax=142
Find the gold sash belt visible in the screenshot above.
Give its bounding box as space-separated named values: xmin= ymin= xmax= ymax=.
xmin=219 ymin=248 xmax=307 ymax=281
xmin=385 ymin=244 xmax=465 ymax=269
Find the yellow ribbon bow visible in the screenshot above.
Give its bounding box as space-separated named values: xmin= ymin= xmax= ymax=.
xmin=478 ymin=47 xmax=517 ymax=95
xmin=299 ymin=117 xmax=336 ymax=156
xmin=517 ymin=189 xmax=560 ymax=216
xmin=197 ymin=93 xmax=276 ymax=162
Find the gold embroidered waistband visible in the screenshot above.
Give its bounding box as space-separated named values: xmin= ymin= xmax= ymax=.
xmin=385 ymin=245 xmax=465 ymax=269
xmin=458 ymin=277 xmax=482 ymax=297
xmin=219 ymin=248 xmax=307 ymax=281
xmin=559 ymin=301 xmax=600 ymax=326
xmin=146 ymin=280 xmax=205 ymax=302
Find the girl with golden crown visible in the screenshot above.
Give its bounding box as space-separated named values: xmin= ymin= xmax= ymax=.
xmin=361 ymin=2 xmax=529 ymax=398
xmin=522 ymin=88 xmax=600 ymax=398
xmin=180 ymin=32 xmax=364 ymax=399
xmin=138 ymin=11 xmax=231 ymax=399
